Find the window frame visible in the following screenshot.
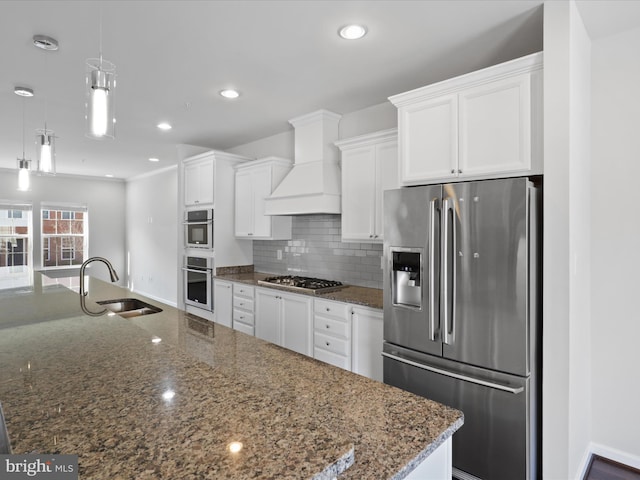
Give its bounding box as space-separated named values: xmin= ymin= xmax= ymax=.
xmin=40 ymin=205 xmax=89 ymax=269
xmin=0 ymin=203 xmax=33 ymax=269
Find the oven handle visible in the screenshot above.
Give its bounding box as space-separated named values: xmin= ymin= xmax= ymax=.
xmin=181 ymin=267 xmax=213 ymax=274
xmin=182 ymin=220 xmax=213 ymax=226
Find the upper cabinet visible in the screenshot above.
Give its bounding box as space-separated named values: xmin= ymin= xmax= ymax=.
xmin=336 ymin=129 xmax=398 ymax=243
xmin=389 ymin=52 xmax=543 ymax=185
xmin=234 ymin=157 xmax=293 ymax=240
xmin=184 ymin=157 xmax=215 ymax=206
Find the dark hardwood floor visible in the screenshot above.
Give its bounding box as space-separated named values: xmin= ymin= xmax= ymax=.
xmin=584 ymin=455 xmax=640 ymax=480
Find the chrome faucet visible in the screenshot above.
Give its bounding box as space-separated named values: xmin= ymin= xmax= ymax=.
xmin=79 ymin=256 xmax=119 ymax=297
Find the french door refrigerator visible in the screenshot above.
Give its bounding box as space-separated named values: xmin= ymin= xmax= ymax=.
xmin=382 ymin=177 xmax=540 ymax=480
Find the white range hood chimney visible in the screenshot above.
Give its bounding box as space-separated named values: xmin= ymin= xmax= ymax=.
xmin=264 ymin=110 xmax=342 ymax=215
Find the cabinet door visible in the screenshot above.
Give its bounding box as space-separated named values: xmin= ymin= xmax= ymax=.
xmin=255 ymin=288 xmax=280 ymax=345
xmin=374 ymin=140 xmax=398 ymax=239
xmin=185 ymin=159 xmax=214 ymax=205
xmin=280 ymin=292 xmax=312 ymax=356
xmin=213 ymin=280 xmax=233 ymax=328
xmin=399 ymin=94 xmax=458 ymax=184
xmin=352 ymin=306 xmax=384 ymax=381
xmin=251 ymin=166 xmax=273 ymax=238
xmin=341 ymin=146 xmax=375 ymax=241
xmin=458 ymin=73 xmax=531 ymax=176
xmin=235 ymin=170 xmax=254 ymax=236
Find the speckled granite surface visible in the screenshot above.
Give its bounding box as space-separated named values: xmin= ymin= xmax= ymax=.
xmin=0 ymin=273 xmax=462 ymax=479
xmin=215 ymin=271 xmax=384 ymax=309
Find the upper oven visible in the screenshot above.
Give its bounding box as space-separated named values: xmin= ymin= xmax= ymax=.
xmin=184 ymin=209 xmax=213 ymax=249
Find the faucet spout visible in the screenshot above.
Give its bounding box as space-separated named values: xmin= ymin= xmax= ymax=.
xmin=79 ymin=257 xmax=119 ymax=297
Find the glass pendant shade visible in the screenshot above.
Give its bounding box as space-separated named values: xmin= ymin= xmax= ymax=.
xmin=36 ymin=130 xmax=56 ymax=174
xmin=17 ymin=159 xmax=31 ymax=192
xmin=85 ymin=59 xmax=116 ymax=139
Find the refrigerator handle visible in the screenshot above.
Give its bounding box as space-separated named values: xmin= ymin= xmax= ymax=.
xmin=381 ymin=352 xmax=524 ymax=394
xmin=442 ymin=197 xmax=455 ymax=345
xmin=429 ymin=198 xmax=439 ymax=341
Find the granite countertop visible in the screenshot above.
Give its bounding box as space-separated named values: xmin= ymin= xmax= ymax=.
xmin=215 ymin=272 xmax=384 ymax=310
xmin=0 ymin=272 xmax=462 ymax=479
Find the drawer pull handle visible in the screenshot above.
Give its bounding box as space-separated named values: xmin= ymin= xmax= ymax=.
xmin=325 ymin=341 xmax=330 ymax=346
xmin=240 ymin=316 xmax=244 ymax=319
xmin=325 ymin=324 xmax=330 ymax=329
xmin=326 ymin=307 xmax=330 ymax=312
xmin=239 ymin=302 xmax=244 ymax=306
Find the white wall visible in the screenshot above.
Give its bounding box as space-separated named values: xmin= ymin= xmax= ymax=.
xmin=125 ymin=166 xmax=178 ymax=306
xmin=228 ymin=102 xmax=397 ymax=159
xmin=0 ymin=170 xmax=126 ymax=283
xmin=543 ymin=2 xmax=592 ymax=478
xmin=590 ymin=24 xmax=640 ymax=467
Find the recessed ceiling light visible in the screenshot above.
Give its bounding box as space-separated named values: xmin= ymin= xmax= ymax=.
xmin=105 ymin=174 xmax=114 ymax=178
xmin=157 ymin=122 xmax=172 ymax=131
xmin=149 ymin=157 xmax=160 ymax=162
xmin=14 ymin=86 xmax=34 ymax=97
xmin=220 ymin=89 xmax=240 ymax=99
xmin=339 ymin=24 xmax=367 ymax=40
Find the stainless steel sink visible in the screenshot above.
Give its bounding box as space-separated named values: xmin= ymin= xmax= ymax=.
xmin=96 ymin=298 xmax=162 ymax=318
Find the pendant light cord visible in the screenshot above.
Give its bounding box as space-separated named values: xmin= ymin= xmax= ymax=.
xmin=99 ymin=4 xmax=103 ymax=67
xmin=21 ymin=97 xmax=25 ymax=159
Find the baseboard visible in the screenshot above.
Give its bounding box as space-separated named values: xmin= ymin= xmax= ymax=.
xmin=578 ymin=442 xmax=640 ymax=479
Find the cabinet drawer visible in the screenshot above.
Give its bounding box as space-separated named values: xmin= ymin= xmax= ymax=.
xmin=233 ymin=321 xmax=254 ymax=336
xmin=234 ymin=285 xmax=254 ymax=299
xmin=233 ymin=296 xmax=254 ymax=311
xmin=314 ymin=315 xmax=350 ymax=339
xmin=314 ymin=331 xmax=349 ymax=356
xmin=314 ymin=298 xmax=350 ymax=318
xmin=233 ymin=309 xmax=254 ymax=326
xmin=314 ymin=347 xmax=350 ymax=371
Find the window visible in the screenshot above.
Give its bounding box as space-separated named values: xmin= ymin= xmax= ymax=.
xmin=0 ymin=204 xmax=32 ymax=268
xmin=41 ymin=205 xmax=88 ymax=268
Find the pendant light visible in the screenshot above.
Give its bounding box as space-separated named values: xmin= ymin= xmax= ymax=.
xmin=85 ymin=7 xmax=116 ymax=139
xmin=15 ymin=87 xmax=33 ymax=191
xmin=33 ymin=35 xmax=58 ymax=175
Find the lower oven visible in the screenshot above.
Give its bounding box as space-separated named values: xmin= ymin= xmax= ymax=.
xmin=182 ymin=256 xmax=214 ymax=311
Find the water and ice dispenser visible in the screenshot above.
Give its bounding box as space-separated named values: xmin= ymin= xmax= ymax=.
xmin=391 ymin=249 xmax=422 ymax=309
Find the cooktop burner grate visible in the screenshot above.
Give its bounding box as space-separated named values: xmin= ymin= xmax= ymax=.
xmin=258 ymin=275 xmax=344 ymax=294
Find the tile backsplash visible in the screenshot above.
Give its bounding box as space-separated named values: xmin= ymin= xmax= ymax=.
xmin=253 ymin=214 xmax=383 ymax=289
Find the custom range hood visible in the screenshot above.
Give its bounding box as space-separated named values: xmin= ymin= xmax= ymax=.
xmin=264 ymin=110 xmax=342 ymax=215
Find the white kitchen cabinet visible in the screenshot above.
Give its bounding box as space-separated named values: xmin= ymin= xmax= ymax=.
xmin=184 ymin=157 xmax=214 ymax=206
xmin=181 ymin=150 xmax=253 ymax=279
xmin=233 ymin=283 xmax=255 ymax=336
xmin=235 ymin=157 xmax=293 ymax=240
xmin=313 ymin=298 xmax=352 ymax=370
xmin=213 ymin=279 xmax=233 ymax=328
xmin=336 ymin=129 xmax=398 ymax=243
xmin=351 ymin=305 xmax=384 ymax=381
xmin=389 ymin=52 xmax=542 ymax=185
xmin=255 ymin=288 xmax=280 ymax=344
xmin=255 ymin=287 xmax=313 ymax=356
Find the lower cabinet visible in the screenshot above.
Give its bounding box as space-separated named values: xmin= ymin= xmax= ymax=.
xmin=213 ymin=280 xmax=233 ymax=328
xmin=351 ymin=305 xmax=384 ymax=382
xmin=313 ymin=298 xmax=352 ymax=370
xmin=255 ymin=287 xmax=313 ymax=356
xmin=233 ymin=284 xmax=255 ymax=336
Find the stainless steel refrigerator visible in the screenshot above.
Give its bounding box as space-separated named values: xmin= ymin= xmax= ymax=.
xmin=382 ymin=177 xmax=540 ymax=480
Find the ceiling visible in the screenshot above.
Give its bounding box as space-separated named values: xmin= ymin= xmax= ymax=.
xmin=0 ymin=0 xmax=577 ymax=180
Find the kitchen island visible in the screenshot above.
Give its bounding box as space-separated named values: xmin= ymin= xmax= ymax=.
xmin=0 ymin=272 xmax=462 ymax=479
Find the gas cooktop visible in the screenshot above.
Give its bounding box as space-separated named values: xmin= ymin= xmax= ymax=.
xmin=257 ymin=275 xmax=345 ymax=294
